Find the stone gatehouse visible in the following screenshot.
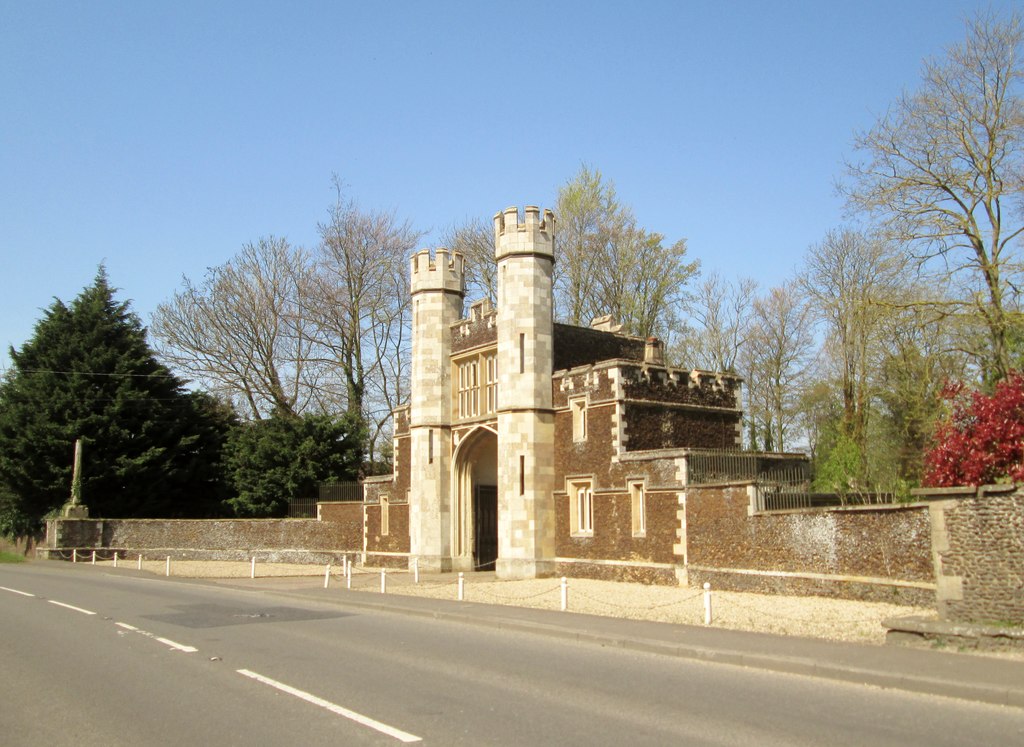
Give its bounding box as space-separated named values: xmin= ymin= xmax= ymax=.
xmin=363 ymin=205 xmax=770 ymax=581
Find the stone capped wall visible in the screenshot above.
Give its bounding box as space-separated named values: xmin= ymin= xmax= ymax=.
xmin=45 ymin=516 xmax=362 ymax=564
xmin=685 ymin=483 xmax=935 ymax=605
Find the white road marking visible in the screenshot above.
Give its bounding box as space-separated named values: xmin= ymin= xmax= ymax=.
xmin=0 ymin=586 xmax=35 ymax=597
xmin=115 ymin=621 xmax=197 ymax=652
xmin=48 ymin=600 xmax=96 ymax=615
xmin=236 ymin=668 xmax=422 ymax=743
xmin=155 ymin=636 xmax=198 ymax=653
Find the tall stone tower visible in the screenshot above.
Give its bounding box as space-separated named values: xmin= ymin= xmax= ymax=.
xmin=494 ymin=206 xmax=556 ymax=579
xmin=408 ymin=248 xmax=464 ymax=572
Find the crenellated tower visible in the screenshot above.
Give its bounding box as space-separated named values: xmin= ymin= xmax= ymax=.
xmin=494 ymin=206 xmax=557 ymax=579
xmin=408 ymin=247 xmax=464 ymax=572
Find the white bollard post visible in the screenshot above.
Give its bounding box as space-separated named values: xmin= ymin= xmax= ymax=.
xmin=165 ymin=556 xmax=171 ymax=577
xmin=703 ymin=582 xmax=713 ymax=625
xmin=346 ymin=562 xmax=352 ymax=589
xmin=380 ymin=568 xmax=386 ymax=594
xmin=91 ymin=550 xmax=96 ymax=565
xmin=72 ymin=549 xmax=77 ymax=563
xmin=457 ymin=572 xmax=465 ymax=601
xmin=561 ymin=576 xmax=568 ymax=611
xmin=138 ymin=553 xmax=142 ymax=570
xmin=413 ymin=557 xmax=419 ymax=584
xmin=250 ymin=556 xmax=256 ymax=579
xmin=324 ymin=564 xmax=331 ymax=589
xmin=113 ymin=552 xmax=118 ymax=568
xmin=342 ymin=554 xmax=348 ymax=577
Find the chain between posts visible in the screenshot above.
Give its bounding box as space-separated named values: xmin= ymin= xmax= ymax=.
xmin=48 ymin=552 xmax=894 ymax=628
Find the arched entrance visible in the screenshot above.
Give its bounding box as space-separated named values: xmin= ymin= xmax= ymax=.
xmin=452 ymin=426 xmax=498 ymax=571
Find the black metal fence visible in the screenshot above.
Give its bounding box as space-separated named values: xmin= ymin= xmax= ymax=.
xmin=687 ymin=449 xmax=811 ymax=488
xmin=287 ymin=498 xmax=318 ymax=518
xmin=286 ymin=482 xmax=363 ymax=518
xmin=318 ymin=482 xmax=363 ymax=502
xmin=686 ymin=448 xmax=899 ymax=512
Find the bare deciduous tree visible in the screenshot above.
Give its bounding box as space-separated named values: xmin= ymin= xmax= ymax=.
xmin=151 ymin=237 xmax=314 ymax=420
xmin=304 ymin=182 xmax=422 ymax=466
xmin=441 ymin=217 xmax=497 ymax=304
xmin=844 ymin=11 xmax=1024 ymax=382
xmin=683 ymin=272 xmax=758 ymax=371
xmin=555 ymin=165 xmax=698 ymax=339
xmin=800 ymin=228 xmax=906 ymax=450
xmin=554 ymin=164 xmax=615 ymax=326
xmin=743 ymin=283 xmax=815 ymax=452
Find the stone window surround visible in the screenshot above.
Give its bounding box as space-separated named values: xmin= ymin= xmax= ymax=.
xmin=567 ymin=476 xmax=595 ymax=537
xmin=629 ymin=478 xmax=647 ymax=537
xmin=570 ymin=396 xmax=588 ymax=442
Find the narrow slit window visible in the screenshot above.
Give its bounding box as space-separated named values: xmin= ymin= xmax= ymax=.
xmin=485 ymin=354 xmax=498 ymax=413
xmin=519 ymin=333 xmax=525 ymax=374
xmin=630 ymin=481 xmax=646 ymax=537
xmin=381 ymin=495 xmax=390 ymax=536
xmin=520 ymin=455 xmax=525 ymax=495
xmin=570 ymin=398 xmax=587 ymax=442
xmin=428 ymin=428 xmax=434 ymax=464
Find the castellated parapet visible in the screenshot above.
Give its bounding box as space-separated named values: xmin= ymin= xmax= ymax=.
xmin=494 ymin=206 xmax=555 ymax=260
xmin=410 ymin=248 xmax=465 ymax=296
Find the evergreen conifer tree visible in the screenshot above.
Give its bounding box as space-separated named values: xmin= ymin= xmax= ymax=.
xmin=223 ymin=412 xmax=364 ymax=517
xmin=0 ymin=269 xmax=233 ymax=534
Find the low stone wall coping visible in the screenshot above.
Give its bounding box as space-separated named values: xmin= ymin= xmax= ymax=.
xmin=911 ymin=484 xmax=1018 ymax=500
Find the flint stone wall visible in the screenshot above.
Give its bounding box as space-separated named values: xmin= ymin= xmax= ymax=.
xmin=685 ymin=483 xmax=935 ymax=605
xmin=921 ymin=485 xmax=1024 ymax=625
xmin=44 ymin=516 xmax=361 ymax=564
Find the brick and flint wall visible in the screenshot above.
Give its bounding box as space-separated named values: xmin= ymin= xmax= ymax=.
xmin=685 ymin=482 xmax=936 ymax=605
xmin=45 ymin=515 xmax=363 ymax=564
xmin=363 ymin=474 xmax=411 ymax=568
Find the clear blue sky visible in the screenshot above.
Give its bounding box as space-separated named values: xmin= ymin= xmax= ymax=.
xmin=0 ymin=0 xmax=1014 ymax=371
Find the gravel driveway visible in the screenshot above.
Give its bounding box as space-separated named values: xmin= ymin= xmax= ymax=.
xmin=111 ymin=558 xmax=934 ymax=646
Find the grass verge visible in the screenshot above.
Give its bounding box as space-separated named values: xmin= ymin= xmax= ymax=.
xmin=0 ymin=551 xmax=25 ymax=563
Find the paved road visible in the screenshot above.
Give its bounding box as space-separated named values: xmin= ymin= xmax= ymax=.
xmin=2 ymin=562 xmax=1023 ymax=746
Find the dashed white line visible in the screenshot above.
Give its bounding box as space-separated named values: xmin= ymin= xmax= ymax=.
xmin=236 ymin=669 xmax=422 ymax=743
xmin=48 ymin=600 xmax=97 ymax=615
xmin=115 ymin=622 xmax=197 ymax=652
xmin=0 ymin=586 xmax=35 ymax=597
xmin=155 ymin=636 xmax=198 ymax=653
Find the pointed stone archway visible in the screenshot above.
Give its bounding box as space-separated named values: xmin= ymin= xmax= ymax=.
xmin=452 ymin=426 xmax=498 ymax=572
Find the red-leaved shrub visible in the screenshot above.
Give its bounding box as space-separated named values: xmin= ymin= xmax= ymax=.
xmin=923 ymin=372 xmax=1024 ymax=487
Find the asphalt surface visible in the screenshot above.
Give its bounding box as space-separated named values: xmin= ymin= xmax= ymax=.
xmin=200 ymin=568 xmax=1024 ymax=710
xmin=7 ymin=560 xmax=1024 ymax=711
xmin=4 ymin=561 xmax=1024 ymax=746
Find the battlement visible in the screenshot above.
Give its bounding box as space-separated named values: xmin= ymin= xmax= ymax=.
xmin=410 ymin=247 xmax=465 ymax=295
xmin=493 ymin=205 xmax=555 ymax=260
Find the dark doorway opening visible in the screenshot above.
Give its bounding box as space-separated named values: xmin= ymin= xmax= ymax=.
xmin=473 ymin=485 xmax=498 ymax=571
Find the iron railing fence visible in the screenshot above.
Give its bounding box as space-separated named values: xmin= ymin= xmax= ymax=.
xmin=318 ymin=482 xmax=363 ymax=502
xmin=287 ymin=483 xmax=364 ymax=518
xmin=684 ymin=449 xmax=896 ymax=511
xmin=287 ymin=497 xmax=318 ymax=518
xmin=686 ymin=449 xmax=811 ymax=488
